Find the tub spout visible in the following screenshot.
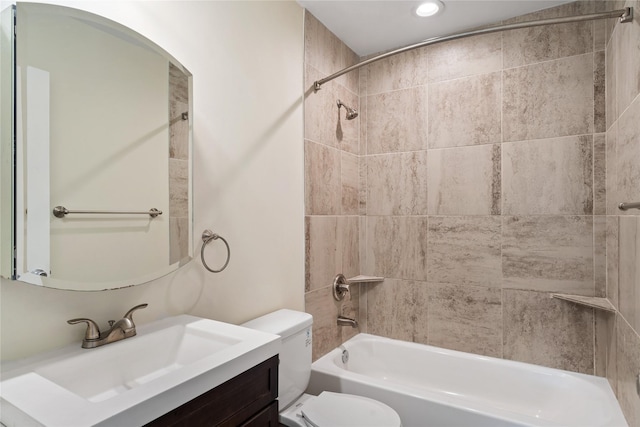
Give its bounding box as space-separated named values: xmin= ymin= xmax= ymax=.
xmin=337 ymin=316 xmax=358 ymax=328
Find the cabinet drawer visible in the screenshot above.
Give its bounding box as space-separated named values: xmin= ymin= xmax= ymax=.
xmin=146 ymin=355 xmax=278 ymax=427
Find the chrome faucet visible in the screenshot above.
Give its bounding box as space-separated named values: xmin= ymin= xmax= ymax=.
xmin=67 ymin=303 xmax=148 ymax=349
xmin=337 ymin=315 xmax=358 ymax=328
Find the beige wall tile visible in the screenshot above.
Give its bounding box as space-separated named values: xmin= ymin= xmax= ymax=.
xmin=616 ymin=93 xmax=640 ymax=215
xmin=305 ymin=65 xmax=336 ymax=147
xmin=594 ymin=134 xmax=607 ymax=215
xmin=366 ymin=87 xmax=428 ymax=154
xmin=427 ymin=282 xmax=502 ymax=357
xmin=607 ymin=216 xmax=620 ymax=309
xmin=595 ymin=51 xmax=606 ymax=133
xmin=169 ymin=100 xmax=189 ymax=160
xmin=364 ymin=216 xmax=428 ymax=281
xmin=428 ymin=33 xmax=502 ymax=83
xmin=502 ymin=216 xmax=595 ymax=295
xmin=169 ymin=158 xmax=189 ymax=217
xmin=341 ymin=152 xmax=359 ymax=215
xmin=502 ymin=136 xmax=593 ymax=215
xmin=427 ymin=144 xmax=500 ymax=215
xmin=305 ymin=140 xmax=341 ymax=215
xmin=169 ymin=217 xmax=189 ymax=265
xmin=365 ymin=47 xmax=429 ymax=95
xmin=618 ymin=216 xmax=640 ymax=334
xmin=616 ymin=315 xmax=640 ymax=426
xmin=366 ymin=279 xmax=429 ymax=344
xmin=606 ymin=123 xmax=619 ymax=215
xmin=427 ymin=216 xmax=501 ymax=288
xmin=594 ymin=310 xmax=616 ymax=379
xmin=304 ymin=11 xmax=359 ymax=94
xmin=503 ymin=53 xmax=594 ymax=142
xmin=366 ymin=151 xmax=428 ymax=216
xmin=338 ymin=216 xmax=360 ymax=279
xmin=428 ymin=72 xmax=501 ymax=149
xmin=305 ymin=286 xmax=343 ymax=361
xmin=606 ymin=38 xmax=618 ymax=130
xmin=594 ymin=216 xmax=607 ymax=297
xmin=503 ymin=289 xmax=594 ymax=374
xmin=503 ymin=17 xmax=592 ymax=68
xmin=614 ymin=0 xmax=640 ymax=116
xmin=305 ymin=216 xmax=340 ymax=292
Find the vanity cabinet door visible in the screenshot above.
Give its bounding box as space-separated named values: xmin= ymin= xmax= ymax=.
xmin=146 ymin=355 xmax=278 ymax=427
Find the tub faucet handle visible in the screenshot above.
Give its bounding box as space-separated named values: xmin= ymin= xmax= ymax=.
xmin=333 ymin=274 xmax=350 ymax=301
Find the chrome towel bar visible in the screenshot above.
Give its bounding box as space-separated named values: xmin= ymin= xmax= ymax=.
xmin=52 ymin=206 xmax=162 ymax=218
xmin=618 ymin=202 xmax=640 ymax=211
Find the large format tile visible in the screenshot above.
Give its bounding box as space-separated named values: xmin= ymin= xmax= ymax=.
xmin=607 ymin=216 xmax=619 ymax=309
xmin=364 ymin=216 xmax=428 ymax=281
xmin=502 ymin=216 xmax=594 ymax=295
xmin=594 ymin=216 xmax=607 ymax=297
xmin=616 ymin=93 xmax=640 ymax=215
xmin=606 ymin=123 xmax=619 ymax=215
xmin=341 ymin=152 xmax=359 ymax=215
xmin=428 ymin=33 xmax=502 ymax=83
xmin=502 ymin=136 xmax=593 ymax=215
xmin=427 ymin=282 xmax=502 ymax=357
xmin=305 ymin=216 xmax=340 ymax=292
xmin=428 ymin=72 xmax=501 ymax=149
xmin=305 ymin=286 xmax=343 ymax=361
xmin=304 ymin=140 xmax=341 ymax=215
xmin=339 ymin=216 xmax=360 ymax=280
xmin=427 ymin=216 xmax=501 ymax=288
xmin=606 ymin=37 xmax=618 ymax=129
xmin=427 ymin=144 xmax=500 ymax=215
xmin=366 ymin=279 xmax=429 ymax=344
xmin=618 ymin=216 xmax=640 ymax=333
xmin=366 ymin=86 xmax=428 ymax=154
xmin=503 ymin=53 xmax=594 ymax=142
xmin=594 ymin=133 xmax=607 ymax=215
xmin=364 ymin=47 xmax=429 ymax=95
xmin=614 ymin=0 xmax=640 ymax=117
xmin=616 ymin=316 xmax=640 ymax=426
xmin=503 ymin=289 xmax=594 ymax=374
xmin=595 ymin=51 xmax=606 ymax=133
xmin=502 ymin=1 xmax=593 ymax=68
xmin=366 ymin=151 xmax=428 ymax=216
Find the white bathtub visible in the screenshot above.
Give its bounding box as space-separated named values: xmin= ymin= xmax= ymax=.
xmin=307 ymin=334 xmax=628 ymax=427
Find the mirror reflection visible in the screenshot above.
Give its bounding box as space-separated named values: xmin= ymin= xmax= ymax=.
xmin=1 ymin=3 xmax=193 ymax=290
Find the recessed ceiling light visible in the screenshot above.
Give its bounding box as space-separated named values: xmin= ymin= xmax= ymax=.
xmin=415 ymin=1 xmax=443 ymax=17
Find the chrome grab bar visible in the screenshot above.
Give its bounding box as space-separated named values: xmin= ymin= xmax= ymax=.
xmin=53 ymin=206 xmax=162 ymax=218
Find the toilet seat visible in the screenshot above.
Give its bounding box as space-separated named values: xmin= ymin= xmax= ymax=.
xmin=300 ymin=391 xmax=401 ymax=427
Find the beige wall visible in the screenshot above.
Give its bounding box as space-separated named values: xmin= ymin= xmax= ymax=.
xmin=304 ymin=1 xmax=639 ymax=423
xmin=0 ymin=0 xmax=305 ymax=361
xmin=603 ymin=0 xmax=640 ymax=424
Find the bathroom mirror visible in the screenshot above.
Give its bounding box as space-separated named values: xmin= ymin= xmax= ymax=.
xmin=0 ymin=3 xmax=193 ymax=291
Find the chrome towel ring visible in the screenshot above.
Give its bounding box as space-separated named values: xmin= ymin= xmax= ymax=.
xmin=201 ymin=229 xmax=230 ymax=273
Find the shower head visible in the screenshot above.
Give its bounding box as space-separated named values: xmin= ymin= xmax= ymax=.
xmin=337 ymin=100 xmax=358 ymax=120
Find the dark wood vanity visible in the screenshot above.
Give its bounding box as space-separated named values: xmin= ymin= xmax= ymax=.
xmin=145 ymin=356 xmax=279 ymax=427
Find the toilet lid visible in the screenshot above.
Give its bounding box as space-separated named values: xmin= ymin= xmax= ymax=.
xmin=301 ymin=392 xmax=401 ymax=427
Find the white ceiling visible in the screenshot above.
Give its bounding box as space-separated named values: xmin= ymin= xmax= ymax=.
xmin=297 ymin=0 xmax=573 ymax=57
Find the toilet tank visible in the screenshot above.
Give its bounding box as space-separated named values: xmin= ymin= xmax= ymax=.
xmin=242 ymin=309 xmax=313 ymax=409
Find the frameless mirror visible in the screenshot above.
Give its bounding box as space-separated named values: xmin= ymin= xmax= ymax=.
xmin=0 ymin=3 xmax=193 ymax=291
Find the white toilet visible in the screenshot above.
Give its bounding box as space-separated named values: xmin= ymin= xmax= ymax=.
xmin=243 ymin=309 xmax=402 ymax=427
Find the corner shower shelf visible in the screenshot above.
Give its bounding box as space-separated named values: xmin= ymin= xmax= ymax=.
xmin=346 ymin=275 xmax=384 ymax=284
xmin=551 ymin=293 xmax=617 ymax=312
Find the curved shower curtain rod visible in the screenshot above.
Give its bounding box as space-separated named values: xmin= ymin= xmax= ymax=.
xmin=313 ymin=7 xmax=633 ymax=91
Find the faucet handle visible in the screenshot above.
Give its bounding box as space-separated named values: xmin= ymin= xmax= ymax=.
xmin=67 ymin=318 xmax=101 ymax=340
xmin=123 ymin=303 xmax=148 ymax=323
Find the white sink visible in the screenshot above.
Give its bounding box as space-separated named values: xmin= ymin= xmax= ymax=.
xmin=0 ymin=315 xmax=281 ymax=426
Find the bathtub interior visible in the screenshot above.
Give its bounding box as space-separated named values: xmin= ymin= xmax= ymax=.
xmin=307 ymin=334 xmax=628 ymax=427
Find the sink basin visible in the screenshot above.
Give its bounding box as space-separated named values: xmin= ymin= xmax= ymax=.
xmin=0 ymin=315 xmax=280 ymax=426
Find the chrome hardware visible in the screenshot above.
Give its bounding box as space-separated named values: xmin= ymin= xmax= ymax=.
xmin=53 ymin=206 xmax=161 ymax=218
xmin=201 ymin=230 xmax=231 ymax=273
xmin=313 ymin=8 xmax=633 ymax=91
xmin=337 ymin=99 xmax=358 ymax=120
xmin=333 ymin=274 xmax=350 ymax=301
xmin=67 ymin=303 xmax=148 ymax=349
xmin=30 ymin=269 xmax=48 ymax=277
xmin=618 ymin=202 xmax=640 ymax=211
xmin=341 ymin=348 xmax=349 ymax=364
xmin=337 ymin=316 xmax=358 ymax=328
